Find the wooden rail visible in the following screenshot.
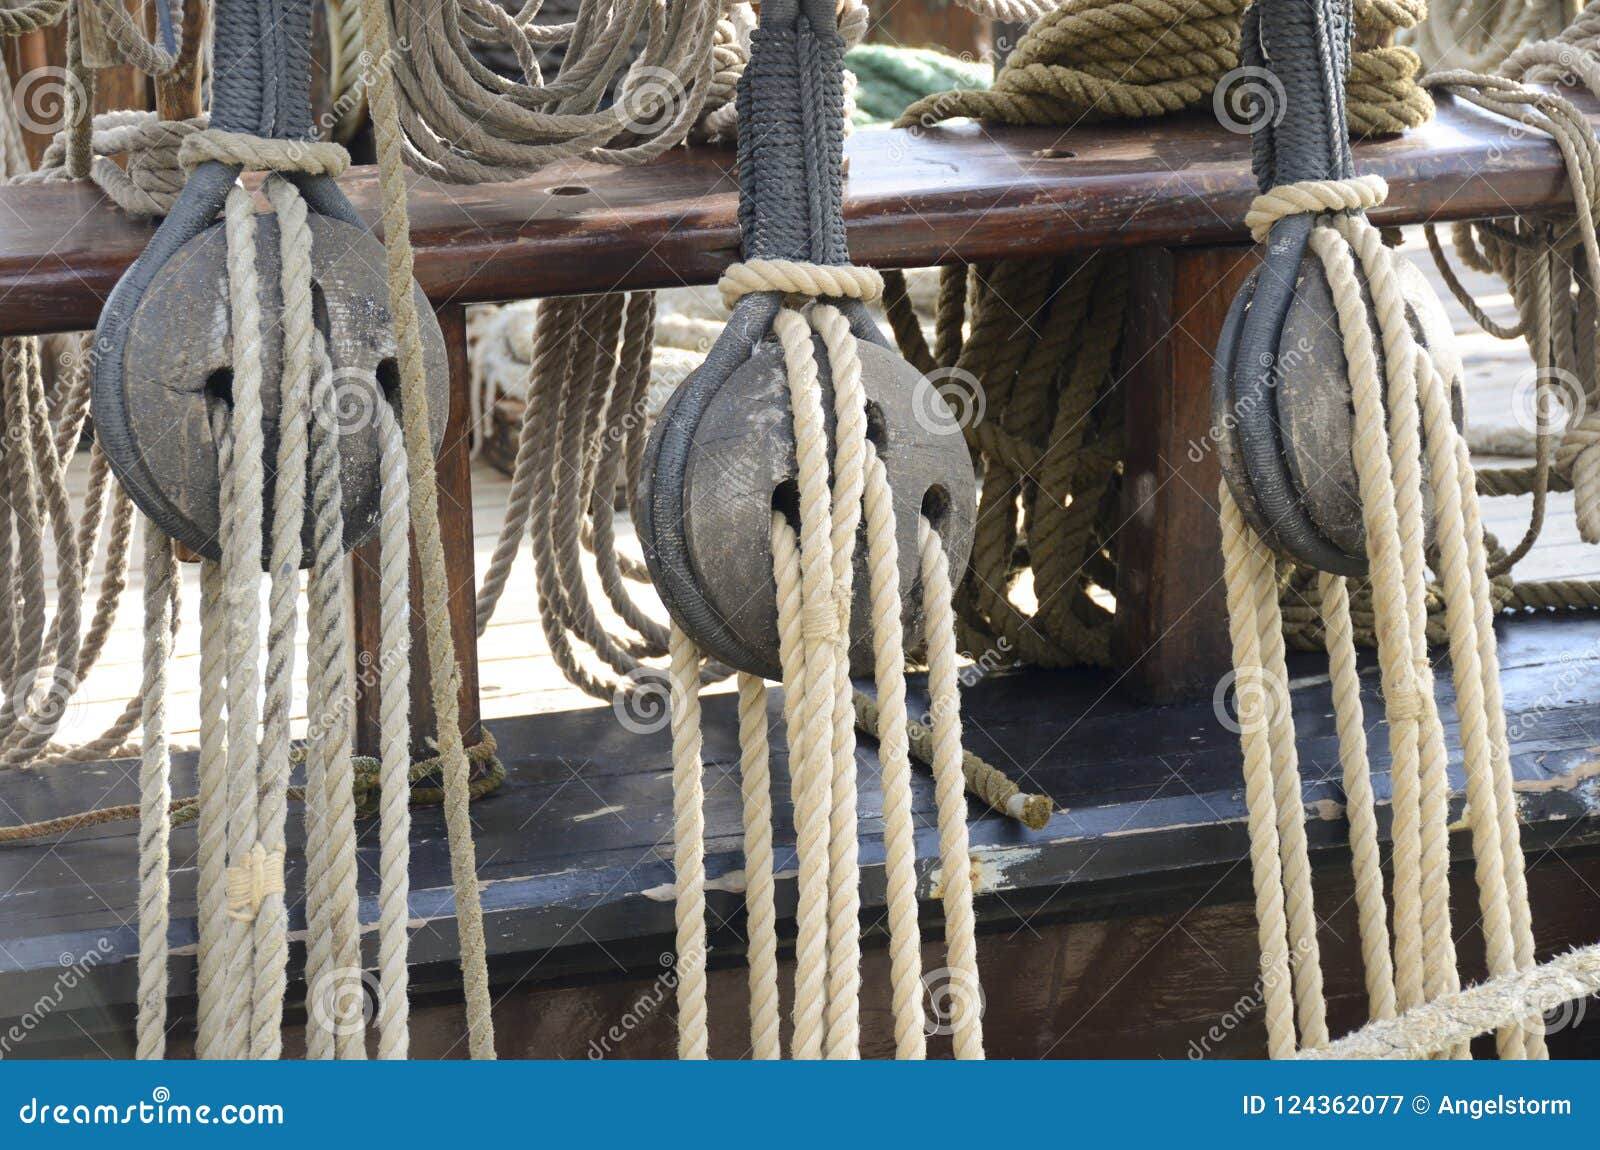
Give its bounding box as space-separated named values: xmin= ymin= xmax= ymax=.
xmin=0 ymin=90 xmax=1590 ymax=724
xmin=0 ymin=92 xmax=1590 ymax=337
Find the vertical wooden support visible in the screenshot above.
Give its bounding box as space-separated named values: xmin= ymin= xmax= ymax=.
xmin=1113 ymin=245 xmax=1259 ymax=702
xmin=153 ymin=0 xmax=207 ymax=121
xmin=354 ymin=303 xmax=481 ymax=759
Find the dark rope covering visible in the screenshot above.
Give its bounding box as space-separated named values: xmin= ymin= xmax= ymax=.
xmin=1219 ymin=0 xmax=1368 ymax=576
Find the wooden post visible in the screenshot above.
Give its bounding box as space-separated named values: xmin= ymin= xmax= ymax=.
xmin=153 ymin=0 xmax=206 ymax=121
xmin=354 ymin=303 xmax=481 ymax=759
xmin=1113 ymin=245 xmax=1260 ymax=702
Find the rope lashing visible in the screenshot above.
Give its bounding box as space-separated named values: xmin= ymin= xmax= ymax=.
xmin=225 ymin=843 xmax=287 ymax=922
xmin=1212 ymin=0 xmax=1555 ymax=1059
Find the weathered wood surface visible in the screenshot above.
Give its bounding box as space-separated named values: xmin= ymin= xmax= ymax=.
xmin=1 ymin=611 xmax=1596 ymax=1054
xmin=0 ymin=91 xmax=1595 ymax=336
xmin=1114 ymin=245 xmax=1260 ymax=700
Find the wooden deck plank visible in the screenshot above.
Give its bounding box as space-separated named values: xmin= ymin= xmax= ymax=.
xmin=1 ymin=610 xmax=1597 ymax=1026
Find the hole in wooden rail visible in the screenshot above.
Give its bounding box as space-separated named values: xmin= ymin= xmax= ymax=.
xmin=1031 ymin=147 xmax=1077 ymax=160
xmin=549 ymin=184 xmax=590 ymax=197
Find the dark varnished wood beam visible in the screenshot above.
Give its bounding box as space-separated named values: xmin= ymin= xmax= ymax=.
xmin=0 ymin=91 xmax=1590 ymax=336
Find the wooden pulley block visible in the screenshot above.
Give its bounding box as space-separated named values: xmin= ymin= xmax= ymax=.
xmin=638 ymin=336 xmax=977 ymax=681
xmin=93 ymin=212 xmax=448 ymax=565
xmin=1215 ymin=252 xmax=1464 ymax=575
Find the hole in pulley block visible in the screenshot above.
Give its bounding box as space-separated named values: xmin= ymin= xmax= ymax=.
xmin=772 ymin=478 xmax=801 ymax=531
xmin=204 ymin=367 xmax=234 ymax=436
xmin=864 ymin=400 xmax=889 ymax=452
xmin=921 ymin=484 xmax=951 ymax=532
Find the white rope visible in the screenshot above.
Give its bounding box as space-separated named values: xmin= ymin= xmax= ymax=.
xmin=735 ymin=671 xmax=781 ymax=1060
xmin=134 ymin=517 xmax=175 ymax=1060
xmin=374 ymin=399 xmax=413 ymax=1060
xmin=667 ymin=623 xmax=710 ymax=1060
xmin=1301 ymin=943 xmax=1600 ymax=1060
xmin=863 ymin=443 xmax=927 ymax=1058
xmin=1226 ymin=176 xmax=1546 ymax=1059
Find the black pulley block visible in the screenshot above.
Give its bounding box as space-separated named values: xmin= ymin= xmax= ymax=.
xmin=1214 ymin=251 xmax=1465 ymax=574
xmin=638 ymin=334 xmax=977 ymax=682
xmin=90 ymin=0 xmax=448 ymax=566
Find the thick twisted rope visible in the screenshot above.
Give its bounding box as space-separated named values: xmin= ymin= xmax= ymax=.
xmin=359 ymin=0 xmax=496 ymax=1058
xmin=1300 ymin=943 xmax=1600 ymax=1060
xmin=134 ymin=518 xmax=175 ymax=1060
xmin=1224 ymin=176 xmax=1543 ymax=1059
xmin=374 ymin=398 xmax=413 ymax=1059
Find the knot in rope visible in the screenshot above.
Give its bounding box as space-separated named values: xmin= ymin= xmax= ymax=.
xmin=1244 ymin=175 xmax=1388 ymax=243
xmin=718 ymin=259 xmax=884 ymax=309
xmin=225 ymin=843 xmax=286 ymax=923
xmin=15 ymin=111 xmax=206 ymax=218
xmin=178 ymin=129 xmax=351 ymax=177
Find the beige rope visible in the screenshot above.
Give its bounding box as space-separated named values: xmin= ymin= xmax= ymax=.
xmin=307 ymin=330 xmax=365 ymax=1061
xmin=667 ymin=623 xmax=710 ymax=1060
xmin=818 ymin=302 xmax=866 ymax=1060
xmin=862 ymin=443 xmax=927 ymax=1058
xmin=1300 ymin=943 xmax=1600 ymax=1060
xmin=735 ymin=671 xmax=781 ymax=1060
xmin=359 ymin=0 xmax=497 ymax=1059
xmin=1317 ymin=573 xmax=1397 ymax=1024
xmin=374 ymin=399 xmax=413 ymax=1060
xmin=918 ymin=516 xmax=984 ymax=1060
xmin=194 ymin=561 xmax=227 ymax=1058
xmin=1218 ymin=487 xmax=1298 ymax=1059
xmin=134 ymin=518 xmax=174 ymax=1061
xmin=218 ymin=183 xmax=267 ymax=1060
xmin=774 ymin=305 xmax=839 ymax=1060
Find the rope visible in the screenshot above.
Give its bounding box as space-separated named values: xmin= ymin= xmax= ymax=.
xmin=374 ymin=397 xmax=413 ymax=1059
xmin=667 ymin=623 xmax=709 ymax=1059
xmin=359 ymin=0 xmax=496 ymax=1058
xmin=134 ymin=518 xmax=174 ymax=1060
xmin=1219 ymin=167 xmax=1550 ymax=1059
xmin=1425 ymin=23 xmax=1600 ymax=562
xmin=735 ymin=671 xmax=781 ymax=1059
xmin=919 ymin=516 xmax=985 ymax=1060
xmin=0 ymin=737 xmax=506 ymax=845
xmin=371 ymin=0 xmax=744 ymax=181
xmin=899 ymin=0 xmax=1428 ymax=135
xmin=1301 ymin=943 xmax=1600 ymax=1060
